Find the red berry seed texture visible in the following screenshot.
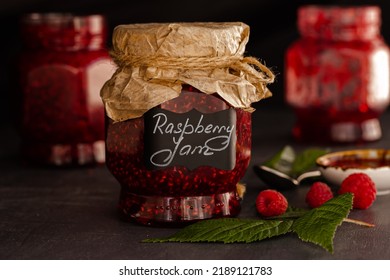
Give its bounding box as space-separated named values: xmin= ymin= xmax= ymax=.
xmin=256 ymin=189 xmax=288 ymax=217
xmin=306 ymin=182 xmax=334 ymax=208
xmin=339 ymin=173 xmax=377 ymax=209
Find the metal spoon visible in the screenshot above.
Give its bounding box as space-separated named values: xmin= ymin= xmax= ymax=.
xmin=253 ymin=165 xmax=321 ymax=190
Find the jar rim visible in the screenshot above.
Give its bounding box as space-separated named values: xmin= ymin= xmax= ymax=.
xmin=20 ymin=13 xmax=107 ymax=50
xmin=297 ymin=5 xmax=381 ymax=40
xmin=21 ymin=13 xmax=105 ymax=32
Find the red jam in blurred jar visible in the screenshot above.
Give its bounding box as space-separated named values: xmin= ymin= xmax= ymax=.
xmin=286 ymin=6 xmax=390 ymax=143
xmin=101 ymin=23 xmax=274 ymax=225
xmin=106 ymin=86 xmax=251 ymax=225
xmin=19 ymin=13 xmax=114 ymax=165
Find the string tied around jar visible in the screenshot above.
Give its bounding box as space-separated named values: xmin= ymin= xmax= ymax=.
xmin=109 ymin=51 xmax=275 ymax=85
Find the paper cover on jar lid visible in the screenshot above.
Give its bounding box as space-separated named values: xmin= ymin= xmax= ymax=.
xmin=101 ymin=22 xmax=274 ymax=122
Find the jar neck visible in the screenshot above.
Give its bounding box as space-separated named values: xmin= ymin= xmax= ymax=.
xmin=298 ymin=6 xmax=381 ymax=41
xmin=21 ymin=13 xmax=107 ymax=51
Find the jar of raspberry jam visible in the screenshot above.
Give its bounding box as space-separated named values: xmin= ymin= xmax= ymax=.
xmin=101 ymin=23 xmax=274 ymax=225
xmin=286 ymin=6 xmax=390 ymax=143
xmin=19 ymin=13 xmax=114 ymax=165
xmin=106 ymin=86 xmax=251 ymax=225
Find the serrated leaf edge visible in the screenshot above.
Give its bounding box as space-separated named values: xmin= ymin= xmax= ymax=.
xmin=143 ymin=218 xmax=293 ymax=244
xmin=292 ymin=193 xmax=353 ymax=253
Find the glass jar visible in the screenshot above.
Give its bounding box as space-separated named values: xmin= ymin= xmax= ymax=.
xmin=19 ymin=13 xmax=114 ymax=165
xmin=101 ymin=22 xmax=274 ymax=225
xmin=285 ymin=6 xmax=390 ymax=143
xmin=106 ymin=86 xmax=251 ymax=225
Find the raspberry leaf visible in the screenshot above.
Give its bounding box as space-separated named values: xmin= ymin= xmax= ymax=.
xmin=263 ymin=145 xmax=295 ymax=175
xmin=143 ymin=218 xmax=293 ymax=243
xmin=292 ymin=193 xmax=353 ymax=253
xmin=268 ymin=207 xmax=308 ymax=219
xmin=263 ymin=146 xmax=328 ymax=178
xmin=290 ymin=148 xmax=328 ymax=177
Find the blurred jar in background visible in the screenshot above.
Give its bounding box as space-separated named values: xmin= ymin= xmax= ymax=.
xmin=19 ymin=13 xmax=114 ymax=166
xmin=285 ymin=6 xmax=390 ymax=143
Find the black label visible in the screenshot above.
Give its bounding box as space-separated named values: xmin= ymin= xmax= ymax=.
xmin=144 ymin=108 xmax=236 ymax=170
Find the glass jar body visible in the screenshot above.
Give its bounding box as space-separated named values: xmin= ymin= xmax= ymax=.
xmin=106 ymin=86 xmax=251 ymax=225
xmin=285 ymin=6 xmax=390 ymax=143
xmin=19 ymin=14 xmax=113 ymax=165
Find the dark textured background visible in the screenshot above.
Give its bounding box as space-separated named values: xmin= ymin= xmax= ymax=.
xmin=1 ymin=0 xmax=390 ymax=127
xmin=1 ymin=0 xmax=390 ymax=260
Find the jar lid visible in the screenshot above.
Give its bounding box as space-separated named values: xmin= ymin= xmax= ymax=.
xmin=111 ymin=22 xmax=249 ymax=61
xmin=21 ymin=13 xmax=107 ymax=50
xmin=298 ymin=6 xmax=381 ymax=40
xmin=102 ymin=22 xmax=274 ymax=122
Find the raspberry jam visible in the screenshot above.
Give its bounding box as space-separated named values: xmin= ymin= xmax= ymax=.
xmin=285 ymin=6 xmax=390 ymax=143
xmin=19 ymin=13 xmax=114 ymax=165
xmin=106 ymin=86 xmax=251 ymax=225
xmin=327 ymin=158 xmax=390 ymax=169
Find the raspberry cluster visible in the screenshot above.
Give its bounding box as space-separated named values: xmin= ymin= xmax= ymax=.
xmin=256 ymin=173 xmax=377 ymax=218
xmin=305 ymin=173 xmax=376 ymax=209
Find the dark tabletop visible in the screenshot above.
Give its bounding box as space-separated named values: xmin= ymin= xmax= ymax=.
xmin=1 ymin=107 xmax=390 ymax=260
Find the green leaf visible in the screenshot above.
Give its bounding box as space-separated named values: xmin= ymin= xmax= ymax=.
xmin=143 ymin=218 xmax=294 ymax=243
xmin=292 ymin=193 xmax=353 ymax=253
xmin=290 ymin=148 xmax=328 ymax=177
xmin=263 ymin=145 xmax=295 ymax=175
xmin=263 ymin=146 xmax=328 ymax=178
xmin=267 ymin=207 xmax=309 ymax=219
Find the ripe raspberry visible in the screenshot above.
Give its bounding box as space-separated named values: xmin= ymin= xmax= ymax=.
xmin=256 ymin=189 xmax=288 ymax=217
xmin=306 ymin=182 xmax=334 ymax=208
xmin=338 ymin=173 xmax=376 ymax=209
